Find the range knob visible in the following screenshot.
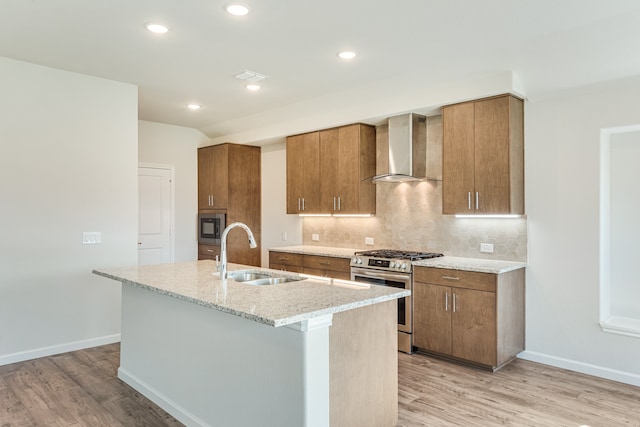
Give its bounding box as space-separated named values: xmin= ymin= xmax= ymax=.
xmin=389 ymin=261 xmax=396 ymax=268
xmin=351 ymin=257 xmax=357 ymax=264
xmin=400 ymin=263 xmax=407 ymax=270
xmin=357 ymin=258 xmax=363 ymax=264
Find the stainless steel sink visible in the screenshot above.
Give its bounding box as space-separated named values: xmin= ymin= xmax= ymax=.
xmin=228 ymin=270 xmax=305 ymax=286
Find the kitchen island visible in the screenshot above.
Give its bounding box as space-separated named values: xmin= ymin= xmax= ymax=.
xmin=93 ymin=260 xmax=408 ymax=427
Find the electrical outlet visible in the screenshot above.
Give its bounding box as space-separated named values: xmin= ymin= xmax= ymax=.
xmin=365 ymin=237 xmax=375 ymax=245
xmin=311 ymin=234 xmax=320 ymax=242
xmin=480 ymin=243 xmax=494 ymax=253
xmin=83 ymin=231 xmax=101 ymax=245
xmin=281 ymin=231 xmax=288 ymax=241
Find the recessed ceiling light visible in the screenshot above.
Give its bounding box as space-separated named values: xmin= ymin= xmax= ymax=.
xmin=337 ymin=51 xmax=357 ymax=60
xmin=225 ymin=3 xmax=251 ymax=16
xmin=146 ymin=23 xmax=169 ymax=34
xmin=187 ymin=104 xmax=201 ymax=110
xmin=245 ymin=84 xmax=261 ymax=91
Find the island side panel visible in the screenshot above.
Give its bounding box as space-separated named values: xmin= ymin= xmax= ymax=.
xmin=118 ymin=282 xmax=330 ymax=427
xmin=329 ymin=300 xmax=398 ymax=427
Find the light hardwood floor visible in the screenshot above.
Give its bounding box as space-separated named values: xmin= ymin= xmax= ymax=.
xmin=1 ymin=344 xmax=638 ymax=426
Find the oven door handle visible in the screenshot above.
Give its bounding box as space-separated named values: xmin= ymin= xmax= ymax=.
xmin=351 ymin=268 xmax=411 ymax=284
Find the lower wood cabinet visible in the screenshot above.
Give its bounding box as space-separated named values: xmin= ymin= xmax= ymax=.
xmin=269 ymin=251 xmax=351 ymax=280
xmin=413 ymin=266 xmax=524 ymax=370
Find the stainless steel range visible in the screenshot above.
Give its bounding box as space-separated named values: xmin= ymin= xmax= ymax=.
xmin=350 ymin=249 xmax=443 ymax=353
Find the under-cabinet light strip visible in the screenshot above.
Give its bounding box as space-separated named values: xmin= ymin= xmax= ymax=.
xmin=455 ymin=214 xmax=521 ymax=219
xmin=298 ymin=214 xmax=374 ymax=218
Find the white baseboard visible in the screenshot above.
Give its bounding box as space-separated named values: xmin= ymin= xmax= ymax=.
xmin=518 ymin=350 xmax=640 ymax=387
xmin=117 ymin=367 xmax=209 ymax=427
xmin=0 ymin=334 xmax=121 ymax=366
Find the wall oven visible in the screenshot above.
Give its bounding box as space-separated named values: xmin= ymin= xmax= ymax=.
xmin=198 ymin=212 xmax=226 ymax=245
xmin=350 ymin=249 xmax=443 ymax=354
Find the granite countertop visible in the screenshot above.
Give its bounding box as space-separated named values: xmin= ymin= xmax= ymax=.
xmin=269 ymin=245 xmax=358 ymax=258
xmin=413 ymin=256 xmax=526 ymax=274
xmin=270 ymin=245 xmax=527 ymax=274
xmin=93 ymin=260 xmax=409 ymax=328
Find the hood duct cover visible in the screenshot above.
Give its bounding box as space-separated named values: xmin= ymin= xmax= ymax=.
xmin=373 ymin=113 xmax=427 ymax=182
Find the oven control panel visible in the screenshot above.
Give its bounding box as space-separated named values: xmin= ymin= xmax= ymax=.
xmin=350 ymin=256 xmax=411 ymax=272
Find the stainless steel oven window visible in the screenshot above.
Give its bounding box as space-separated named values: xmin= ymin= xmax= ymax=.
xmin=350 ymin=267 xmax=412 ymax=333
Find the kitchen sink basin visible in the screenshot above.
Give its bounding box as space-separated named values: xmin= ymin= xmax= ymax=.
xmin=228 ymin=270 xmax=305 ymax=286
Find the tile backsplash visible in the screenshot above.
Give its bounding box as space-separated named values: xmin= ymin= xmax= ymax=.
xmin=303 ymin=180 xmax=527 ymax=262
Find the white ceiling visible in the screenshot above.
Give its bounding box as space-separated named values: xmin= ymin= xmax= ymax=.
xmin=3 ymin=0 xmax=640 ymax=145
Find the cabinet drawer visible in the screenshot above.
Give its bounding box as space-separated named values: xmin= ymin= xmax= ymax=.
xmin=414 ymin=267 xmax=496 ymax=292
xmin=269 ymin=252 xmax=303 ymax=267
xmin=303 ymin=255 xmax=350 ymax=273
xmin=199 ymin=244 xmax=220 ymax=260
xmin=270 ymin=262 xmax=304 ymax=274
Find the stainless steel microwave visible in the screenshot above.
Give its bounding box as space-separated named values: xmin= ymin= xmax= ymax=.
xmin=198 ymin=213 xmax=226 ymax=245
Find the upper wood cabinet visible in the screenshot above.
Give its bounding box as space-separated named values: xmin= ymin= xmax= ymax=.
xmin=198 ymin=143 xmax=261 ymax=267
xmin=320 ymin=124 xmax=376 ymax=214
xmin=442 ymin=94 xmax=524 ymax=215
xmin=287 ymin=123 xmax=376 ymax=215
xmin=198 ymin=144 xmax=229 ymax=210
xmin=286 ymin=132 xmax=320 ymax=214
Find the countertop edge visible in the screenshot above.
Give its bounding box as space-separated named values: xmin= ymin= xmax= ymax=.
xmin=412 ymin=257 xmax=527 ymax=274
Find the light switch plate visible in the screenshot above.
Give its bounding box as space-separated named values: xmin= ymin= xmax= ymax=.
xmin=281 ymin=231 xmax=288 ymax=241
xmin=311 ymin=234 xmax=320 ymax=242
xmin=365 ymin=237 xmax=375 ymax=245
xmin=83 ymin=231 xmax=101 ymax=245
xmin=480 ymin=243 xmax=494 ymax=253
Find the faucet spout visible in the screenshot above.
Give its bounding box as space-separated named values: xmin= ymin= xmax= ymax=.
xmin=219 ymin=222 xmax=257 ymax=280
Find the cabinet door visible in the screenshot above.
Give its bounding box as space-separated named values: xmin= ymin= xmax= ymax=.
xmin=198 ymin=145 xmax=229 ymax=210
xmin=198 ymin=147 xmax=214 ymax=210
xmin=319 ymin=128 xmax=340 ymax=213
xmin=451 ymin=287 xmax=496 ymax=366
xmin=474 ymin=97 xmax=511 ymax=214
xmin=336 ymin=124 xmax=360 ymax=214
xmin=210 ymin=144 xmax=229 ymax=209
xmin=413 ymin=282 xmax=452 ymax=355
xmin=442 ymin=102 xmax=475 ymax=214
xmin=286 ymin=132 xmax=320 ymax=213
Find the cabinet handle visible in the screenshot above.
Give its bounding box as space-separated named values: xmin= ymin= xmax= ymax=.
xmin=298 ymin=198 xmax=301 ymax=211
xmin=278 ymin=257 xmax=289 ymax=261
xmin=207 ymin=249 xmax=214 ymax=253
xmin=338 ymin=196 xmax=341 ymax=211
xmin=475 ymin=192 xmax=479 ymax=210
xmin=453 ymin=293 xmax=457 ymax=313
xmin=319 ymin=261 xmax=331 ymax=266
xmin=468 ymin=192 xmax=471 ymax=210
xmin=441 ymin=276 xmax=460 ymax=281
xmin=333 ymin=197 xmax=336 ymax=211
xmin=445 ymin=292 xmax=449 ymax=312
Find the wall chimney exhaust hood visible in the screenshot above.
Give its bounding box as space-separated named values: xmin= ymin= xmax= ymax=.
xmin=373 ymin=113 xmax=427 ymax=183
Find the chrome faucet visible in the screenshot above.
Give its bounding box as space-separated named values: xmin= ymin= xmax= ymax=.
xmin=219 ymin=222 xmax=257 ymax=280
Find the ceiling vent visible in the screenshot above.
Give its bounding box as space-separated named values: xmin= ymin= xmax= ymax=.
xmin=234 ymin=70 xmax=268 ymax=83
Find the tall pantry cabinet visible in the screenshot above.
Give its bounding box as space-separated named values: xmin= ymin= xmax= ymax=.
xmin=198 ymin=143 xmax=261 ymax=267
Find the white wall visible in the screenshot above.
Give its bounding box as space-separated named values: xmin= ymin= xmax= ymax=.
xmin=138 ymin=120 xmax=208 ymax=262
xmin=0 ymin=57 xmax=138 ymax=364
xmin=522 ymin=75 xmax=640 ymax=386
xmin=261 ymin=142 xmax=302 ymax=266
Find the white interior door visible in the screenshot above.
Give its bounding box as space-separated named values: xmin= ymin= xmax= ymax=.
xmin=138 ymin=165 xmax=174 ymax=265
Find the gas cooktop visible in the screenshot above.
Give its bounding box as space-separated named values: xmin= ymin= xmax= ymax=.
xmin=354 ymin=249 xmax=444 ymax=261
